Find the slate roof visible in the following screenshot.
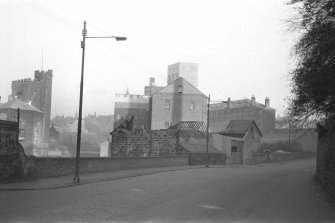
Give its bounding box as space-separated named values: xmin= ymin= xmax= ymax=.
xmin=220 ymin=120 xmax=262 ymax=138
xmin=170 ymin=121 xmax=207 ymax=133
xmin=0 ymin=100 xmax=43 ymax=113
xmin=153 ymin=77 xmax=207 ymax=97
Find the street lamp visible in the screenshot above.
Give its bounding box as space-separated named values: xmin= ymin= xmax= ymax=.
xmin=74 ymin=21 xmax=127 ymax=184
xmin=206 ymin=95 xmax=227 ymax=168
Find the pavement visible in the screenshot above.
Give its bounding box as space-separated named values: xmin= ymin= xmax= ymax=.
xmin=2 ymin=158 xmax=334 ymax=223
xmin=0 ymin=165 xmax=208 ymax=191
xmin=0 ymin=159 xmax=311 ymax=191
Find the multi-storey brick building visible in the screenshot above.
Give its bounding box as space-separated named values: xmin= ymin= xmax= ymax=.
xmin=167 ymin=62 xmax=198 ymax=88
xmin=113 ymin=91 xmax=150 ymax=130
xmin=150 ymin=77 xmax=207 ymax=130
xmin=10 ymin=70 xmax=53 ymax=148
xmin=0 ymin=98 xmax=44 ymax=156
xmin=144 ymin=77 xmax=164 ymax=96
xmin=209 ymin=96 xmax=275 ymax=134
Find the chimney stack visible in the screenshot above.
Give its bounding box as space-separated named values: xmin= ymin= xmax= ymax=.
xmin=251 ymin=95 xmax=256 ymax=106
xmin=149 ymin=77 xmax=155 ymax=86
xmin=227 ymin=97 xmax=231 ymax=108
xmin=265 ymin=97 xmax=270 ymax=108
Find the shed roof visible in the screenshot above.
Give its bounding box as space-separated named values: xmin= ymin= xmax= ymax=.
xmin=220 ymin=120 xmax=262 ymax=138
xmin=0 ymin=99 xmax=43 ymax=113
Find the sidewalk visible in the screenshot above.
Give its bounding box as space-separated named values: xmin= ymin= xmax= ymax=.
xmin=0 ymin=165 xmax=204 ymax=191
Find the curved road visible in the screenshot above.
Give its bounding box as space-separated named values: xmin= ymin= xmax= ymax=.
xmin=1 ymin=159 xmax=335 ymax=222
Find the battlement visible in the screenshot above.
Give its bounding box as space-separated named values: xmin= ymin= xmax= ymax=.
xmin=34 ymin=70 xmax=53 ymax=81
xmin=12 ymin=78 xmax=32 ymax=84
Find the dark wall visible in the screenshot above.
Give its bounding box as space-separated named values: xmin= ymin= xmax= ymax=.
xmin=316 ymin=129 xmax=335 ymax=199
xmin=33 ymin=156 xmax=189 ymax=178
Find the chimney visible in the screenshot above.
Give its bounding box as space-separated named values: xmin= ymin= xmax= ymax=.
xmin=227 ymin=97 xmax=231 ymax=108
xmin=265 ymin=97 xmax=270 ymax=108
xmin=251 ymin=95 xmax=256 ymax=102
xmin=149 ymin=77 xmax=155 ymax=86
xmin=251 ymin=95 xmax=256 ymax=106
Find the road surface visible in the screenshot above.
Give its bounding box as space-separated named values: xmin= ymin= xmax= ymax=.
xmin=1 ymin=159 xmax=334 ymax=222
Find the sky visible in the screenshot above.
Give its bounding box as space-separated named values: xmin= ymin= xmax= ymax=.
xmin=0 ymin=0 xmax=297 ymax=118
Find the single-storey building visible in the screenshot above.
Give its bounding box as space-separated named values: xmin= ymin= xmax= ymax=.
xmin=213 ymin=120 xmax=262 ymax=164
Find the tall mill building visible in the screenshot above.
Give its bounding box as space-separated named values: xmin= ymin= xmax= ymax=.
xmin=10 ymin=70 xmax=53 ymax=149
xmin=167 ymin=62 xmax=198 ymax=88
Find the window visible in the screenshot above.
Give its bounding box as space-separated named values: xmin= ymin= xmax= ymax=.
xmin=116 ymin=114 xmax=120 ymax=120
xmin=189 ymin=102 xmax=195 ymax=110
xmin=164 ymin=100 xmax=170 ymax=109
xmin=178 ymin=85 xmax=183 ymax=93
xmin=231 ymin=146 xmax=238 ymax=153
xmin=164 ymin=121 xmax=170 ymax=128
xmin=251 ymin=127 xmax=254 ymax=140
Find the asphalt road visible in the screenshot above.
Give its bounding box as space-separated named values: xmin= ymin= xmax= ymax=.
xmin=1 ymin=159 xmax=335 ymax=223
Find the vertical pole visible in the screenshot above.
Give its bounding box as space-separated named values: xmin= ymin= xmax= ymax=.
xmin=149 ymin=89 xmax=152 ymax=156
xmin=17 ymin=108 xmax=20 ymax=143
xmin=17 ymin=108 xmax=20 ymax=159
xmin=74 ymin=21 xmax=87 ymax=184
xmin=288 ymin=117 xmax=291 ymax=151
xmin=206 ymin=94 xmax=210 ymax=167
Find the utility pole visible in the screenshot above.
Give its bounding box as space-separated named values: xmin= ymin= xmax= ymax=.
xmin=206 ymin=94 xmax=210 ymax=168
xmin=73 ymin=21 xmax=126 ymax=184
xmin=288 ymin=117 xmax=291 ymax=151
xmin=74 ymin=21 xmax=87 ymax=184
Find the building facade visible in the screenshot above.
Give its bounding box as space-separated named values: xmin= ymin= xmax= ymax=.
xmin=114 ymin=91 xmax=150 ymax=130
xmin=151 ymin=77 xmax=207 ymax=130
xmin=209 ymin=96 xmax=275 ymax=134
xmin=0 ymin=99 xmax=44 ymax=156
xmin=10 ymin=70 xmax=53 ymax=148
xmin=144 ymin=77 xmax=164 ymax=96
xmin=213 ymin=120 xmax=263 ymax=164
xmin=167 ymin=62 xmax=198 ymax=88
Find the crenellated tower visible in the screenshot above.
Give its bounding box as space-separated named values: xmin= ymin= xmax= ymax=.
xmin=11 ymin=70 xmax=53 ymax=151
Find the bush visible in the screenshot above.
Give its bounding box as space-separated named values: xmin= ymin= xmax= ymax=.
xmin=260 ymin=141 xmax=303 ymax=153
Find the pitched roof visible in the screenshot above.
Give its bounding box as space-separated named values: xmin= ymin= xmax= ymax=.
xmin=153 ymin=77 xmax=206 ymax=97
xmin=0 ymin=100 xmax=43 ymax=113
xmin=170 ymin=121 xmax=207 ymax=132
xmin=220 ymin=120 xmax=262 ymax=138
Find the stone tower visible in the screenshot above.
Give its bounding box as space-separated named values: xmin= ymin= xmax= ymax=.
xmin=11 ymin=70 xmax=53 ymax=151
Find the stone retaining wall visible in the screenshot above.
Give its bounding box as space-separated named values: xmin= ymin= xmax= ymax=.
xmin=189 ymin=153 xmax=226 ymax=166
xmin=111 ymin=129 xmax=178 ymax=157
xmin=33 ymin=155 xmax=189 ymax=178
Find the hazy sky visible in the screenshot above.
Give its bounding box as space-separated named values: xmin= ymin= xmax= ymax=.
xmin=0 ymin=0 xmax=296 ymax=118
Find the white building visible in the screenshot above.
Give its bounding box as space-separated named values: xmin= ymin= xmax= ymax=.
xmin=167 ymin=62 xmax=198 ymax=88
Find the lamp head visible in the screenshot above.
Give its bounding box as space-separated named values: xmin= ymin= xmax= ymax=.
xmin=115 ymin=36 xmax=127 ymax=41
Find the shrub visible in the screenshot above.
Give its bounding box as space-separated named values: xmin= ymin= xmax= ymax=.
xmin=260 ymin=140 xmax=303 ymax=153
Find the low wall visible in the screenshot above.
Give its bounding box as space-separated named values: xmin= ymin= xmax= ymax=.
xmin=33 ymin=155 xmax=189 ymax=178
xmin=245 ymin=151 xmax=315 ymax=165
xmin=189 ymin=153 xmax=226 ymax=166
xmin=111 ymin=129 xmax=178 ymax=157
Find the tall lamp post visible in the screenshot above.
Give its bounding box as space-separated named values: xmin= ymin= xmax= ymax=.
xmin=74 ymin=21 xmax=127 ymax=184
xmin=206 ymin=95 xmax=227 ymax=168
